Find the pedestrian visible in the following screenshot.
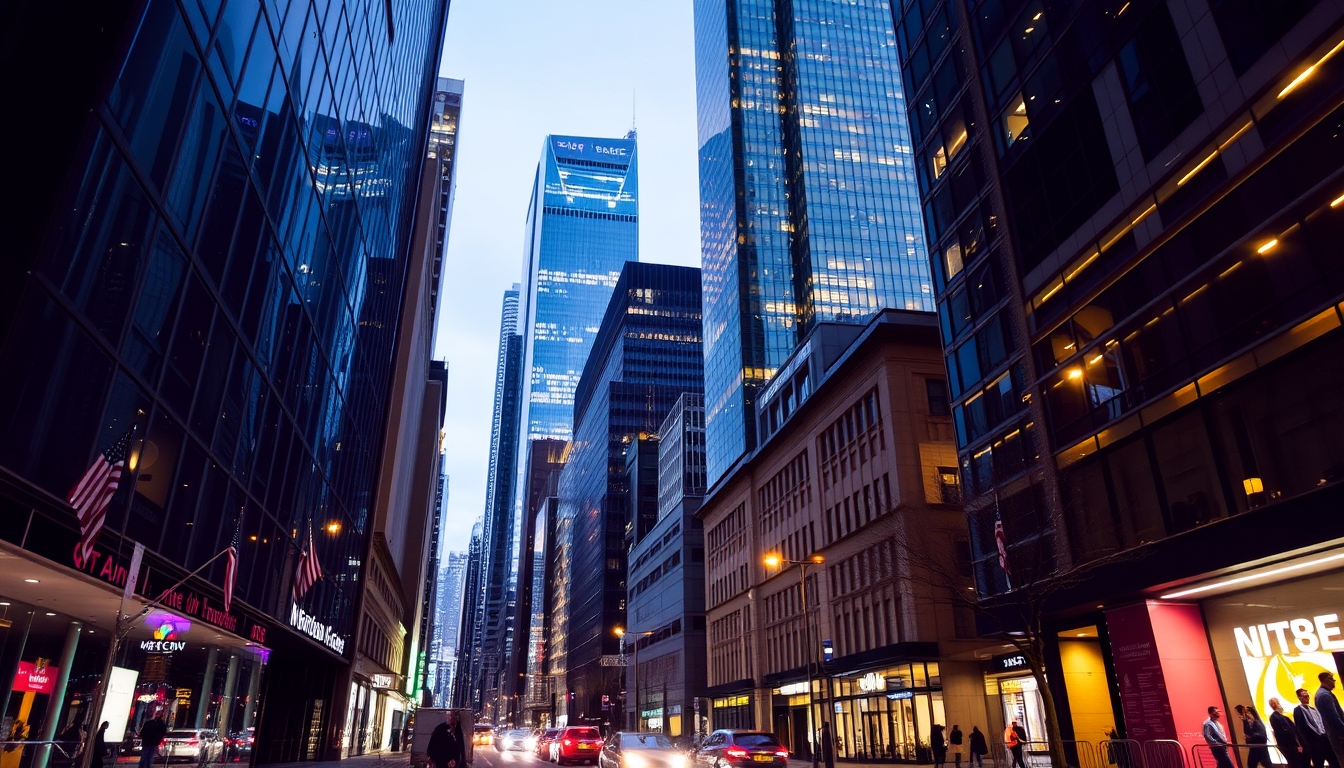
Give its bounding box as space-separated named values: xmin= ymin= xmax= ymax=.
xmin=950 ymin=725 xmax=964 ymax=768
xmin=92 ymin=722 xmax=109 ymax=768
xmin=932 ymin=724 xmax=947 ymax=768
xmin=1241 ymin=705 xmax=1272 ymax=768
xmin=820 ymin=722 xmax=835 ymax=768
xmin=1205 ymin=706 xmax=1235 ymax=768
xmin=1271 ymin=698 xmax=1303 ymax=768
xmin=1297 ymin=688 xmax=1336 ymax=768
xmin=1317 ymin=673 xmax=1344 ymax=765
xmin=138 ymin=716 xmax=167 ymax=768
xmin=1004 ymin=720 xmax=1026 ymax=768
xmin=968 ymin=727 xmax=988 ymax=768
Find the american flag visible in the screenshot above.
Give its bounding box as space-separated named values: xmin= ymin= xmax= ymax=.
xmin=994 ymin=519 xmax=1011 ymax=575
xmin=68 ymin=426 xmax=135 ymax=569
xmin=223 ymin=515 xmax=242 ymax=612
xmin=292 ymin=523 xmax=322 ymax=602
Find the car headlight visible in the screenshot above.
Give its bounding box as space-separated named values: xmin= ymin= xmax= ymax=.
xmin=625 ymin=753 xmax=648 ymax=768
xmin=526 ymin=738 xmax=538 ymax=750
xmin=669 ymin=754 xmax=687 ymax=768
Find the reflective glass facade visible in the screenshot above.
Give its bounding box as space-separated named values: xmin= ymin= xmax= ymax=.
xmin=694 ymin=0 xmax=933 ymax=483
xmin=0 ymin=0 xmax=447 ymax=760
xmin=554 ymin=262 xmax=704 ymax=722
xmin=888 ymin=0 xmax=1344 ymax=597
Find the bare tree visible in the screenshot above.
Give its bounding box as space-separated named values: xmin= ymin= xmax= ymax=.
xmin=877 ymin=497 xmax=1142 ymax=768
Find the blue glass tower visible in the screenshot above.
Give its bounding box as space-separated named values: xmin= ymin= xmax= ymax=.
xmin=518 ymin=134 xmax=640 ymax=444
xmin=695 ymin=0 xmax=934 ymax=483
xmin=554 ymin=262 xmax=704 ymax=722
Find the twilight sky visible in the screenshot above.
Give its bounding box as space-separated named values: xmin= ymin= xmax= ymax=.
xmin=431 ymin=0 xmax=702 ymax=560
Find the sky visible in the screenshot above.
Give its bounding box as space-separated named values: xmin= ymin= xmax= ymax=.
xmin=431 ymin=0 xmax=702 ymax=560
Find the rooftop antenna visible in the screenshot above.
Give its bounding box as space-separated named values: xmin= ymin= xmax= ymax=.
xmin=627 ymin=90 xmax=637 ymax=140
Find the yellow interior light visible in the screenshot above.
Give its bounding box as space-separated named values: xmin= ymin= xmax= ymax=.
xmin=1331 ymin=192 xmax=1344 ymax=208
xmin=1066 ymin=367 xmax=1083 ymax=381
xmin=1242 ymin=478 xmax=1264 ymax=495
xmin=1257 ymin=239 xmax=1278 ymax=254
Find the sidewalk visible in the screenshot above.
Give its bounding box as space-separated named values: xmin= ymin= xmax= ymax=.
xmin=284 ymin=751 xmax=412 ymax=768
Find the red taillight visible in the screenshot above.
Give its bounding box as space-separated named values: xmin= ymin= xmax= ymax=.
xmin=188 ymin=740 xmax=199 ymax=747
xmin=726 ymin=747 xmax=748 ymax=759
xmin=564 ymin=739 xmax=573 ymax=747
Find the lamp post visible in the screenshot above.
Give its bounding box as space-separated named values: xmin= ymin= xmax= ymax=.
xmin=615 ymin=626 xmax=658 ymax=732
xmin=764 ymin=553 xmax=827 ymax=768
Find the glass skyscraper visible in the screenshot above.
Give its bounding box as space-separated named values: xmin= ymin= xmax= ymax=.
xmin=553 ymin=262 xmax=704 ymax=722
xmin=694 ymin=0 xmax=934 ymax=482
xmin=518 ymin=134 xmax=641 ymax=444
xmin=0 ymin=0 xmax=447 ymax=760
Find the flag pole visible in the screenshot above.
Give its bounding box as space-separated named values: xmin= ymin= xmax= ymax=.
xmin=80 ymin=546 xmax=234 ymax=768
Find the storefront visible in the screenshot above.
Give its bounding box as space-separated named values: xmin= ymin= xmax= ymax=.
xmin=0 ymin=546 xmax=269 ymax=767
xmin=709 ymin=693 xmax=754 ymax=731
xmin=827 ymin=663 xmax=944 ymax=763
xmin=984 ymin=652 xmax=1047 ymax=747
xmin=1202 ymin=566 xmax=1342 ymax=713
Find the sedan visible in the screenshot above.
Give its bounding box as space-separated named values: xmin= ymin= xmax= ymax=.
xmin=600 ymin=732 xmax=686 ymax=768
xmin=161 ymin=729 xmax=223 ymax=763
xmin=498 ymin=729 xmax=534 ymax=752
xmin=536 ymin=729 xmax=563 ymax=759
xmin=693 ymin=731 xmax=788 ymax=768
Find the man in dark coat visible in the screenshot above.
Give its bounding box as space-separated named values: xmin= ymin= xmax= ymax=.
xmin=138 ymin=716 xmax=167 ymax=768
xmin=427 ymin=714 xmax=466 ymax=768
xmin=1271 ymin=698 xmax=1303 ymax=768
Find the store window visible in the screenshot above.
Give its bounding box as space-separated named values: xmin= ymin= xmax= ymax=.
xmin=829 ymin=663 xmax=944 ymax=763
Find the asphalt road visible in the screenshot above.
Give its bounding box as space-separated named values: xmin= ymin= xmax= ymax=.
xmin=472 ymin=746 xmax=570 ymax=768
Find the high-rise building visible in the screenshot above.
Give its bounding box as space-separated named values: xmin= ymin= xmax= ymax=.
xmin=693 ymin=0 xmax=935 ymax=484
xmin=473 ymin=287 xmax=524 ymax=713
xmin=432 ymin=551 xmax=469 ymax=706
xmin=0 ymin=0 xmax=448 ymax=761
xmin=621 ymin=392 xmax=710 ymax=735
xmin=890 ymin=0 xmax=1344 ymax=754
xmin=554 ymin=262 xmax=703 ymax=723
xmin=427 ymin=78 xmax=464 ymax=345
xmin=504 ymin=133 xmax=641 ymax=712
xmin=451 ymin=522 xmax=484 ymax=709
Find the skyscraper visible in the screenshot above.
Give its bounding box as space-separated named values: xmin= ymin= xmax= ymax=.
xmin=694 ymin=0 xmax=934 ymax=483
xmin=432 ymin=550 xmax=469 ymax=706
xmin=452 ymin=522 xmax=484 ymax=708
xmin=890 ymin=0 xmax=1344 ymax=754
xmin=0 ymin=0 xmax=449 ymax=760
xmin=502 ymin=133 xmax=640 ymax=707
xmin=553 ymin=262 xmax=703 ymax=722
xmin=474 ymin=287 xmax=524 ymax=711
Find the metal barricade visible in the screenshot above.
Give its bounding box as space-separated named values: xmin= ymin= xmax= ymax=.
xmin=1101 ymin=739 xmax=1145 ymax=768
xmin=1060 ymin=739 xmax=1104 ymax=768
xmin=1142 ymin=739 xmax=1188 ymax=768
xmin=1190 ymin=743 xmax=1243 ymax=768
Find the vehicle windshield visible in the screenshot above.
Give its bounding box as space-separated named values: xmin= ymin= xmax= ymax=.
xmin=508 ymin=730 xmax=532 ymax=737
xmin=166 ymin=731 xmax=199 ymax=739
xmin=735 ymin=735 xmax=781 ymax=748
xmin=474 ymin=725 xmax=493 ymax=732
xmin=569 ymin=728 xmax=601 ymax=739
xmin=623 ymin=734 xmax=675 ymax=749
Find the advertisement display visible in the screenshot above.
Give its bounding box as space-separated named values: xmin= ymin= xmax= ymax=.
xmin=1203 ymin=568 xmax=1344 ymax=761
xmin=13 ymin=660 xmax=59 ymax=694
xmin=99 ymin=666 xmax=141 ymax=742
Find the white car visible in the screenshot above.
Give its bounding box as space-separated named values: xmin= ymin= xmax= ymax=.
xmin=160 ymin=729 xmax=223 ymax=763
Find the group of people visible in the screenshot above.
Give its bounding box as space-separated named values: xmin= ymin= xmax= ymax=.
xmin=1204 ymin=672 xmax=1344 ymax=768
xmin=929 ymin=723 xmax=994 ymax=768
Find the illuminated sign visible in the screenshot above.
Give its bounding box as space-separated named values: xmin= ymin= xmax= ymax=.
xmin=289 ymin=603 xmax=346 ymax=655
xmin=992 ymin=653 xmax=1030 ymax=672
xmin=372 ymin=674 xmax=393 ymax=689
xmin=550 ymin=135 xmax=635 ymax=164
xmin=1233 ymin=612 xmax=1342 ymax=739
xmin=140 ymin=640 xmax=187 ymax=652
xmin=14 ymin=660 xmax=58 ymax=694
xmin=776 ymin=682 xmax=809 ymax=696
xmin=141 ymin=612 xmax=190 ymax=652
xmin=857 ymin=672 xmax=886 ymax=692
xmin=886 ymin=690 xmax=915 ymax=700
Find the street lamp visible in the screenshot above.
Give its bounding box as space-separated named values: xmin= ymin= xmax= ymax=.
xmin=764 ymin=552 xmax=827 ymax=768
xmin=616 ymin=625 xmax=658 ymax=731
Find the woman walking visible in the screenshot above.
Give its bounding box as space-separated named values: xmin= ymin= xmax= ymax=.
xmin=969 ymin=726 xmax=988 ymax=768
xmin=1241 ymin=705 xmax=1272 ymax=768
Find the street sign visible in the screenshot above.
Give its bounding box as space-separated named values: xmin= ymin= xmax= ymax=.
xmin=599 ymin=654 xmax=629 ymax=667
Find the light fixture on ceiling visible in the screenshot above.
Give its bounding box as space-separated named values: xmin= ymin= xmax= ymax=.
xmin=1161 ymin=551 xmax=1344 ymax=599
xmin=23 ymin=579 xmax=39 ymax=583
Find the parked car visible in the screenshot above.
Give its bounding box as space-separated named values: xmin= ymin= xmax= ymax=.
xmin=693 ymin=731 xmax=788 ymax=768
xmin=536 ymin=729 xmax=563 ymax=759
xmin=161 ymin=729 xmax=224 ymax=763
xmin=226 ymin=729 xmax=254 ymax=762
xmin=497 ymin=729 xmax=533 ymax=752
xmin=552 ymin=726 xmax=604 ymax=765
xmin=600 ymin=732 xmax=685 ymax=768
xmin=473 ymin=724 xmax=495 ymax=747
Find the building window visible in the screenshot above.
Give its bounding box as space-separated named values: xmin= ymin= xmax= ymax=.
xmin=926 ymin=378 xmax=951 ymax=416
xmin=1115 ymin=3 xmax=1203 ymax=160
xmin=1209 ymin=0 xmax=1319 ymax=75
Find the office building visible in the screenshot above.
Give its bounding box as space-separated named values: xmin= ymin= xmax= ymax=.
xmin=431 ymin=551 xmax=469 ymax=706
xmin=473 ymin=287 xmax=524 ymax=714
xmin=554 ymin=262 xmax=703 ymax=724
xmin=622 ymin=393 xmax=710 ymax=735
xmin=502 ymin=133 xmax=641 ymax=714
xmin=451 ymin=522 xmax=484 ymax=709
xmin=693 ymin=0 xmax=935 ymax=484
xmin=0 ymin=0 xmax=449 ymax=761
xmin=890 ymin=0 xmax=1344 ymax=754
xmin=698 ymin=310 xmax=979 ymax=761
